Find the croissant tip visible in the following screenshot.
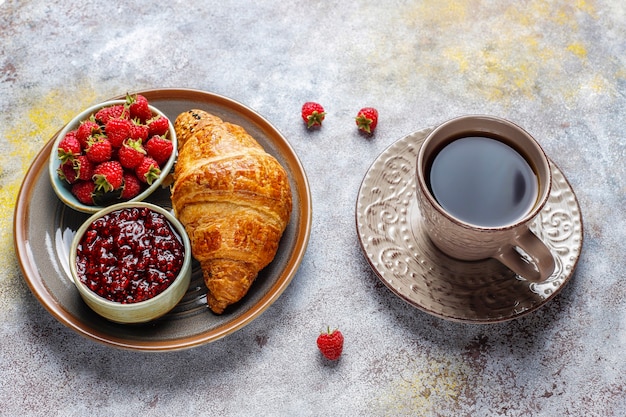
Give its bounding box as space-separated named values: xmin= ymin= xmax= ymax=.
xmin=207 ymin=294 xmax=227 ymax=315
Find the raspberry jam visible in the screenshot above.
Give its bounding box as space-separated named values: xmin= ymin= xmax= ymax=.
xmin=75 ymin=206 xmax=184 ymax=304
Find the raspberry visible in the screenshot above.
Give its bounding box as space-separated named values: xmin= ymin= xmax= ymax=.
xmin=73 ymin=155 xmax=95 ymax=181
xmin=301 ymin=102 xmax=326 ymax=128
xmin=118 ymin=138 xmax=146 ymax=169
xmin=71 ymin=180 xmax=97 ymax=205
xmin=127 ymin=93 xmax=152 ymax=123
xmin=105 ymin=118 xmax=132 ymax=148
xmin=57 ymin=132 xmax=82 ymax=163
xmin=355 ymin=107 xmax=379 ymax=134
xmin=316 ymin=327 xmax=344 ymax=360
xmin=129 ymin=121 xmax=149 ymax=142
xmin=93 ymin=160 xmax=124 ymax=192
xmin=145 ymin=135 xmax=173 ymax=166
xmin=86 ymin=137 xmax=113 ymax=164
xmin=147 ymin=115 xmax=170 ymax=137
xmin=120 ymin=172 xmax=143 ymax=200
xmin=58 ymin=160 xmax=78 ymax=184
xmin=95 ymin=104 xmax=128 ymax=124
xmin=135 ymin=157 xmax=161 ymax=185
xmin=76 ymin=120 xmax=101 ymax=148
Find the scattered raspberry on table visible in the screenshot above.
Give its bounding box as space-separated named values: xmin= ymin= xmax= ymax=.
xmin=301 ymin=101 xmax=326 ymax=128
xmin=317 ymin=327 xmax=344 ymax=360
xmin=355 ymin=107 xmax=379 ymax=134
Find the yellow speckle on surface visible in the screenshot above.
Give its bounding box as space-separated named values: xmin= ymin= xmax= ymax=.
xmin=405 ymin=0 xmax=474 ymax=28
xmin=575 ymin=0 xmax=597 ymax=16
xmin=443 ymin=47 xmax=470 ymax=73
xmin=567 ymin=42 xmax=588 ymax=59
xmin=371 ymin=352 xmax=475 ymax=416
xmin=376 ymin=0 xmax=599 ymax=104
xmin=0 ymin=87 xmax=97 ymax=268
xmin=589 ymin=74 xmax=610 ymax=93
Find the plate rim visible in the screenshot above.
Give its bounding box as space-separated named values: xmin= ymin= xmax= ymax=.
xmin=13 ymin=88 xmax=312 ymax=351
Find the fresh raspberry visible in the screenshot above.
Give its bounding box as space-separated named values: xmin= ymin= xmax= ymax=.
xmin=316 ymin=327 xmax=344 ymax=361
xmin=129 ymin=121 xmax=149 ymax=142
xmin=85 ymin=137 xmax=112 ymax=163
xmin=355 ymin=107 xmax=379 ymax=134
xmin=105 ymin=117 xmax=132 ymax=148
xmin=147 ymin=115 xmax=170 ymax=137
xmin=71 ymin=180 xmax=97 ymax=205
xmin=76 ymin=119 xmax=101 ymax=148
xmin=135 ymin=157 xmax=161 ymax=185
xmin=57 ymin=132 xmax=82 ymax=163
xmin=145 ymin=135 xmax=173 ymax=166
xmin=120 ymin=172 xmax=143 ymax=200
xmin=58 ymin=160 xmax=78 ymax=184
xmin=95 ymin=104 xmax=128 ymax=124
xmin=118 ymin=138 xmax=146 ymax=169
xmin=127 ymin=93 xmax=152 ymax=123
xmin=61 ymin=129 xmax=79 ymax=145
xmin=93 ymin=160 xmax=124 ymax=192
xmin=301 ymin=102 xmax=326 ymax=128
xmin=73 ymin=155 xmax=95 ymax=181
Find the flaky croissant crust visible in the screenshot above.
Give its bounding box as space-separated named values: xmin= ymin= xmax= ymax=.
xmin=171 ymin=110 xmax=292 ymax=314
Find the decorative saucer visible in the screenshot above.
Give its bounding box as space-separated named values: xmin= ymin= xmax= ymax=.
xmin=355 ymin=128 xmax=583 ymax=323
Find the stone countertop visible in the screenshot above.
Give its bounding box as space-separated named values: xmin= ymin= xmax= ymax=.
xmin=1 ymin=1 xmax=624 ymax=416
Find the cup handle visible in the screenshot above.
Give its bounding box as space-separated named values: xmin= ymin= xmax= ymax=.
xmin=494 ymin=228 xmax=555 ymax=283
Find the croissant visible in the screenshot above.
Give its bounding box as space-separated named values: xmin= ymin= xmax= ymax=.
xmin=171 ymin=109 xmax=292 ymax=314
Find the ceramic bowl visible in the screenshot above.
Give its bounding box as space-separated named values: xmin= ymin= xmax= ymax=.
xmin=49 ymin=99 xmax=177 ymax=214
xmin=69 ymin=202 xmax=192 ymax=324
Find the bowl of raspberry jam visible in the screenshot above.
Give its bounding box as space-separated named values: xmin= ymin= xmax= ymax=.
xmin=69 ymin=202 xmax=191 ymax=324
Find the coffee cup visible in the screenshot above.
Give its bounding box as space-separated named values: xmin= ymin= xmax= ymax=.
xmin=416 ymin=115 xmax=555 ymax=283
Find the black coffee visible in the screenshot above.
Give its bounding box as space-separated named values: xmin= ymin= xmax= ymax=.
xmin=427 ymin=136 xmax=538 ymax=227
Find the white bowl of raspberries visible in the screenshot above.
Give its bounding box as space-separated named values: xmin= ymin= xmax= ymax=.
xmin=49 ymin=94 xmax=177 ymax=213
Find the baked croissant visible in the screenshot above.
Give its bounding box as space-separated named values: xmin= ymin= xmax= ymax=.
xmin=171 ymin=109 xmax=292 ymax=314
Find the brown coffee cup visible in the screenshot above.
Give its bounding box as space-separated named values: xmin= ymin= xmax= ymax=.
xmin=416 ymin=115 xmax=555 ymax=283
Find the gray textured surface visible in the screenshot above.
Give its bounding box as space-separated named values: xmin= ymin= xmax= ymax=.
xmin=1 ymin=1 xmax=625 ymax=416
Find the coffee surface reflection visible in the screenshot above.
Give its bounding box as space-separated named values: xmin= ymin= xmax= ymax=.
xmin=427 ymin=136 xmax=538 ymax=227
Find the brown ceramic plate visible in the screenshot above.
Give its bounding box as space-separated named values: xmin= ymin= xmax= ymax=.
xmin=14 ymin=88 xmax=312 ymax=351
xmin=356 ymin=128 xmax=583 ymax=323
